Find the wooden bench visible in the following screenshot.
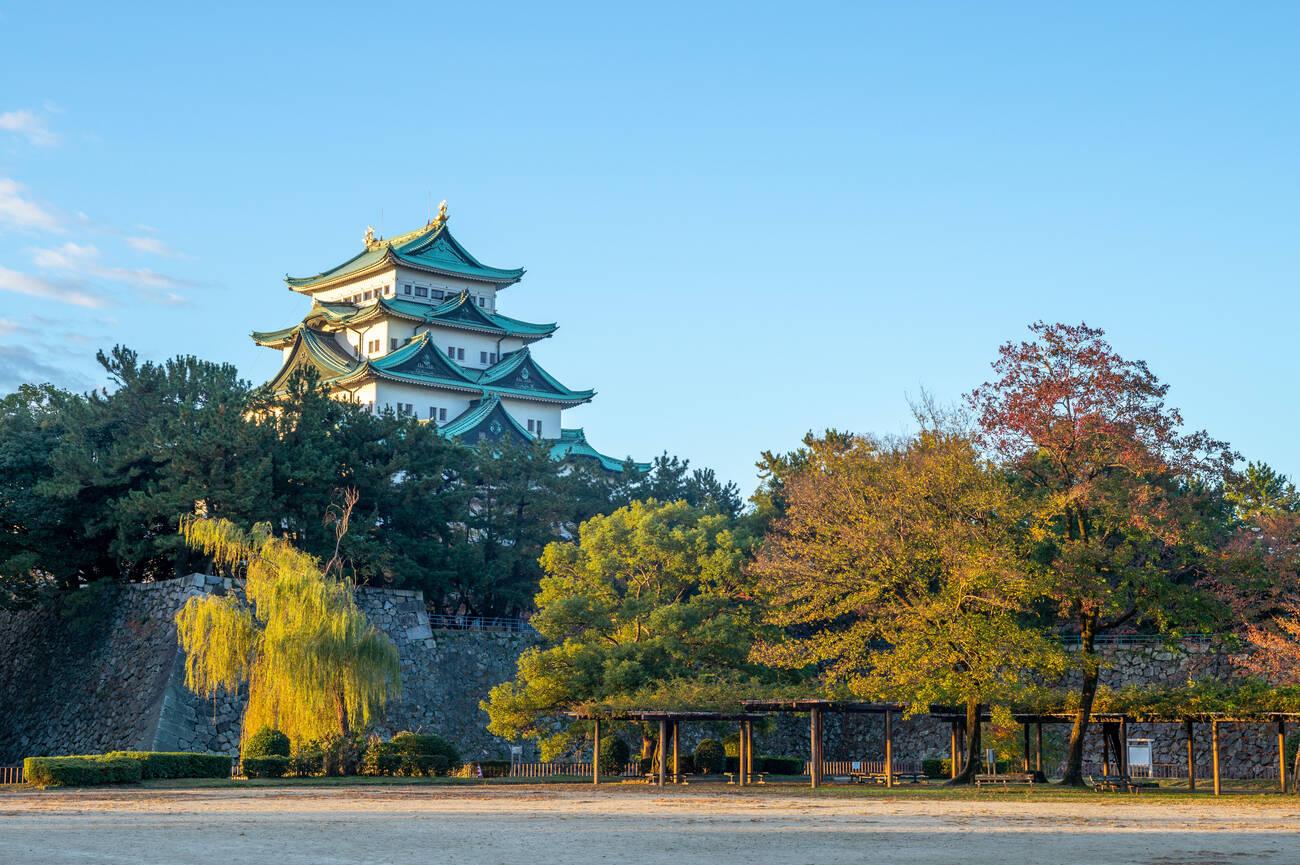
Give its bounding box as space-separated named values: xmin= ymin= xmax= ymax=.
xmin=850 ymin=771 xmax=928 ymax=785
xmin=1089 ymin=774 xmax=1142 ymax=793
xmin=975 ymin=772 xmax=1036 ymax=787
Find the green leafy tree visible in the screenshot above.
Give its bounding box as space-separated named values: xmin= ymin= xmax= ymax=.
xmin=174 ymin=495 xmax=401 ymax=744
xmin=483 ymin=499 xmax=767 ymax=759
xmin=752 ymin=426 xmax=1065 ymax=782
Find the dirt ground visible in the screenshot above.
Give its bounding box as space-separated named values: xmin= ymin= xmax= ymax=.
xmin=2 ymin=783 xmax=1298 ymax=865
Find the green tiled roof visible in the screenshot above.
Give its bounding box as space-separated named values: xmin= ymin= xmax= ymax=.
xmin=551 ymin=428 xmax=650 ymax=473
xmin=285 ymin=219 xmax=524 ymax=290
xmin=267 ymin=327 xmax=357 ymax=391
xmin=438 ymin=393 xmax=535 ymax=444
xmin=291 ymin=292 xmax=556 ymax=341
xmin=282 ymin=330 xmax=594 ymax=407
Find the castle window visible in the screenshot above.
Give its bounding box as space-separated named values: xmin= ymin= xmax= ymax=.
xmin=527 ymin=419 xmax=534 ymax=433
xmin=477 ymin=296 xmax=485 ymax=307
xmin=432 ymin=289 xmax=445 ymax=300
xmin=415 ymin=286 xmax=428 ymax=297
xmin=480 ymin=351 xmax=488 ymax=364
xmin=490 ymin=352 xmax=498 ymax=363
xmin=403 ymin=284 xmax=412 ymax=295
xmin=446 ymin=346 xmax=455 ymax=359
xmin=390 ymin=338 xmax=399 ymax=351
xmin=430 ymin=406 xmax=447 ymax=422
xmin=456 ymin=347 xmax=465 ymax=361
xmin=363 ymin=291 xmax=373 ymax=301
xmin=536 ymin=419 xmax=543 ymax=437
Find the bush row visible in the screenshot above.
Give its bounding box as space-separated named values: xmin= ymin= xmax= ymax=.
xmin=238 ymin=727 xmax=464 ymax=778
xmin=23 ymin=751 xmax=230 ymax=787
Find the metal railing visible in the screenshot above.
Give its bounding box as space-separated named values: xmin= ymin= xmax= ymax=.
xmin=0 ymin=765 xmax=23 ymax=785
xmin=1058 ymin=633 xmax=1218 ymax=648
xmin=426 ymin=613 xmax=536 ymax=634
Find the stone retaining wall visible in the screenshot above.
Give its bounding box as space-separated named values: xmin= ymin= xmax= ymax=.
xmin=0 ymin=575 xmax=537 ymax=763
xmin=0 ymin=581 xmax=1279 ymax=777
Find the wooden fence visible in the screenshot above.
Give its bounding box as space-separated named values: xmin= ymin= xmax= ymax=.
xmin=0 ymin=765 xmax=23 ymax=785
xmin=508 ymin=761 xmax=641 ymax=778
xmin=804 ymin=760 xmax=924 ymax=777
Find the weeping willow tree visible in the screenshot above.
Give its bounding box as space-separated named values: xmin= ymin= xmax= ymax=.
xmin=174 ymin=494 xmax=401 ymax=744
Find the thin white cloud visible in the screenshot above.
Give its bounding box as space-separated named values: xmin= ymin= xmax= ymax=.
xmin=31 ymin=241 xmax=98 ymax=270
xmin=0 ymin=178 xmax=60 ymax=232
xmin=29 ymin=242 xmax=196 ymax=301
xmin=0 ymin=109 xmax=58 ymax=147
xmin=0 ymin=266 xmax=103 ymax=308
xmin=0 ymin=317 xmax=22 ymax=336
xmin=126 ymin=235 xmax=183 ymax=257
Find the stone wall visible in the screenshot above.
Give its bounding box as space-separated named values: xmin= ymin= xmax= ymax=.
xmin=0 ymin=581 xmax=1280 ymax=778
xmin=0 ymin=575 xmax=537 ymax=763
xmin=1 ymin=577 xmax=209 ymax=763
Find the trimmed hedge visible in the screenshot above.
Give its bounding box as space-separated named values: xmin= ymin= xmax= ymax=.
xmin=105 ymin=751 xmax=232 ymax=780
xmin=23 ymin=756 xmax=143 ymax=788
xmin=757 ymin=756 xmax=802 ymax=775
xmin=242 ymin=755 xmax=290 ymax=778
xmin=923 ymin=758 xmax=947 ymax=779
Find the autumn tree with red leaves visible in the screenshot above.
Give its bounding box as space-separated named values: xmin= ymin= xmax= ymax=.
xmin=968 ymin=322 xmax=1234 ymax=785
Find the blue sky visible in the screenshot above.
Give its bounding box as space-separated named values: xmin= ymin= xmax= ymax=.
xmin=1 ymin=2 xmax=1297 ymax=491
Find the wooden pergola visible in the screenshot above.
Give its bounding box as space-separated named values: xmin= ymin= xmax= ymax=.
xmin=742 ymin=700 xmax=905 ymax=789
xmin=568 ymin=710 xmax=766 ymax=787
xmin=929 ymin=706 xmax=1300 ymax=794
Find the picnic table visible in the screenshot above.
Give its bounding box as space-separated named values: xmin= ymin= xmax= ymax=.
xmin=724 ymin=771 xmax=767 ymax=784
xmin=974 ymin=772 xmax=1036 ymax=787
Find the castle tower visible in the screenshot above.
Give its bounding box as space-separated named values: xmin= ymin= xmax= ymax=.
xmin=252 ymin=203 xmax=643 ymax=471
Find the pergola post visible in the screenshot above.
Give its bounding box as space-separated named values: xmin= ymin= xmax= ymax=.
xmin=1035 ymin=723 xmax=1043 ymax=775
xmin=749 ymin=720 xmax=756 ymax=785
xmin=1102 ymin=725 xmax=1111 ymax=775
xmin=672 ymin=720 xmax=680 ymax=784
xmin=1211 ymin=719 xmax=1221 ymax=796
xmin=592 ymin=718 xmax=601 ymax=786
xmin=658 ymin=719 xmax=668 ymax=787
xmin=1278 ymin=719 xmax=1287 ymax=794
xmin=1185 ymin=719 xmax=1196 ymax=792
xmin=1022 ymin=723 xmax=1030 ymax=773
xmin=884 ymin=710 xmax=894 ymax=788
xmin=950 ymin=722 xmax=959 ymax=779
xmin=810 ymin=707 xmax=824 ymax=789
xmin=1119 ymin=716 xmax=1129 ymax=777
xmin=738 ymin=720 xmax=747 ymax=786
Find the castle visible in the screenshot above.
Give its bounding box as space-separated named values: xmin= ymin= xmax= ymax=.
xmin=252 ymin=202 xmax=642 ymax=471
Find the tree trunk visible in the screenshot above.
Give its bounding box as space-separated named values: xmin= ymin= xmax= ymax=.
xmin=1061 ymin=615 xmax=1098 ymax=786
xmin=948 ymin=698 xmax=982 ymax=785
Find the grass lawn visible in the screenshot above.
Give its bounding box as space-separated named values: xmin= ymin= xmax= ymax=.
xmin=102 ymin=773 xmax=1290 ymax=804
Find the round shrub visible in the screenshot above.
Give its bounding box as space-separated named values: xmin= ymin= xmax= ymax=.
xmin=694 ymin=739 xmax=725 ymax=774
xmin=242 ymin=727 xmax=290 ymax=760
xmin=391 ymin=731 xmax=461 ymax=773
xmin=598 ymin=736 xmax=631 ymax=776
